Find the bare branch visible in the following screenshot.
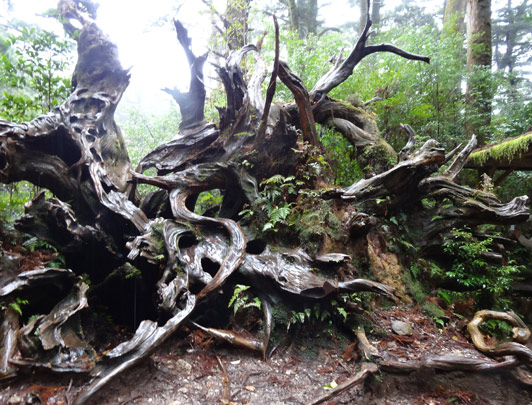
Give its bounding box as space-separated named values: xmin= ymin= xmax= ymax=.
xmin=164 ymin=20 xmax=208 ymax=133
xmin=398 ymin=123 xmax=417 ymax=162
xmin=310 ymin=362 xmax=378 ymax=405
xmin=364 ymin=43 xmax=430 ymax=63
xmin=310 ymin=0 xmax=429 ymax=104
xmin=278 ymin=61 xmax=320 ymax=147
xmin=363 ymin=96 xmax=382 ymax=106
xmin=443 ymin=135 xmax=477 ymax=180
xmin=256 ymin=16 xmax=280 ymax=146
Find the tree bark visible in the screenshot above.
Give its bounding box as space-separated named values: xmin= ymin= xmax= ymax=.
xmin=358 ymin=0 xmax=369 ymax=35
xmin=444 ymin=0 xmax=467 ymax=33
xmin=465 ymin=0 xmax=492 ymax=145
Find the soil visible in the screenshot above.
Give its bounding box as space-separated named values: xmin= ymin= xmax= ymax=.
xmin=1 ymin=304 xmax=532 ymax=405
xmin=2 ymin=245 xmax=532 ymax=405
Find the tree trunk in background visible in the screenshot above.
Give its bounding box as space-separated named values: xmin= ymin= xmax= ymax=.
xmin=287 ymin=0 xmax=300 ymax=34
xmin=493 ymin=0 xmax=532 ymax=92
xmin=225 ymin=0 xmax=250 ymax=50
xmin=371 ymin=0 xmax=382 ymax=27
xmin=287 ymin=0 xmax=319 ymax=38
xmin=443 ymin=0 xmax=467 ymax=33
xmin=465 ymin=0 xmax=492 ymax=145
xmin=306 ymin=0 xmax=318 ymax=35
xmin=358 ymin=0 xmax=368 ymax=35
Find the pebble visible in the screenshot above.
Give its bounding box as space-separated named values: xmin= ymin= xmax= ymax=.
xmin=8 ymin=394 xmax=22 ymax=404
xmin=391 ymin=320 xmax=413 ymax=336
xmin=174 ymin=359 xmax=192 ymax=375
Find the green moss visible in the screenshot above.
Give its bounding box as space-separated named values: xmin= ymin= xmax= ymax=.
xmin=337 ymin=100 xmax=378 ymax=131
xmin=421 ymin=301 xmax=445 ymax=319
xmin=360 ymin=138 xmax=398 ymax=175
xmin=469 ymin=132 xmax=532 ymax=166
xmin=403 ymin=271 xmax=426 ymax=305
xmin=295 ymin=200 xmax=342 ymax=253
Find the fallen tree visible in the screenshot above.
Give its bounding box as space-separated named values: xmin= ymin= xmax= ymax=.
xmin=0 ymin=1 xmax=530 ymax=403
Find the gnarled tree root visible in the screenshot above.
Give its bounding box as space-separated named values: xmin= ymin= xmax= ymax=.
xmin=467 ymin=310 xmax=532 ymax=386
xmin=310 ymin=362 xmax=378 ymax=405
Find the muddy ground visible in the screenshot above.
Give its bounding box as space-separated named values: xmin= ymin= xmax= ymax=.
xmin=2 ymin=305 xmax=532 ymax=405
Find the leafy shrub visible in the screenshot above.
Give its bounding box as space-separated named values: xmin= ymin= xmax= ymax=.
xmin=0 ymin=25 xmax=74 ymax=121
xmin=442 ymin=228 xmax=521 ymax=309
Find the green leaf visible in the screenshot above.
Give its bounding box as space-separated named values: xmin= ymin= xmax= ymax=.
xmin=337 ymin=307 xmax=348 ymax=322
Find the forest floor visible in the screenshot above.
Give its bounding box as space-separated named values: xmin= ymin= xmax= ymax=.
xmin=2 ymin=246 xmax=532 ymax=404
xmin=2 ymin=305 xmax=532 ymax=404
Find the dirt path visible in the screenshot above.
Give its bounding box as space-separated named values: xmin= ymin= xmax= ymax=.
xmin=2 ymin=306 xmax=532 ymax=404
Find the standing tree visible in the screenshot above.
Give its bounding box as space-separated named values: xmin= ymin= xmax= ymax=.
xmin=465 ymin=0 xmax=493 ymax=145
xmin=444 ymin=0 xmax=467 ymax=33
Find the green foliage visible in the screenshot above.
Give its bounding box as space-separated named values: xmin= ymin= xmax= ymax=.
xmin=116 ymin=105 xmax=180 ymax=167
xmin=194 ymin=189 xmax=223 ymax=216
xmin=124 ymin=267 xmax=142 ymax=280
xmin=318 ymin=124 xmax=363 ymax=186
xmin=116 ymin=105 xmax=180 ymax=197
xmin=228 ymin=284 xmax=261 ymax=315
xmin=4 ymin=297 xmax=29 ymax=316
xmin=240 ymin=174 xmax=301 ymax=234
xmin=343 ymin=23 xmax=468 ymax=151
xmin=22 ymin=236 xmax=56 ymax=253
xmin=479 ymin=318 xmax=516 ymax=342
xmin=405 ymin=266 xmax=427 ymax=305
xmin=443 ymin=228 xmax=521 ymax=309
xmin=287 ymin=302 xmax=332 ymax=331
xmin=21 ymin=237 xmax=66 ymax=268
xmin=421 ymin=301 xmax=446 ymax=327
xmin=0 ymin=183 xmax=33 ymax=229
xmin=0 ymin=25 xmax=74 ymax=121
xmin=0 ymin=24 xmax=73 ymax=221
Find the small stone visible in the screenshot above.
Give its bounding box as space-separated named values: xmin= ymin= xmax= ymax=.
xmin=244 ymin=385 xmax=256 ymax=392
xmin=175 ymin=359 xmax=192 ymax=375
xmin=8 ymin=394 xmax=22 ymax=404
xmin=391 ymin=320 xmax=413 ymax=336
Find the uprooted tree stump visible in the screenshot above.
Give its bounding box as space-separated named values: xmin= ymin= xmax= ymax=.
xmin=0 ymin=1 xmax=531 ymax=403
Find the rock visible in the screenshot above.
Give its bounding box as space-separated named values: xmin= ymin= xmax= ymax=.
xmin=175 ymin=359 xmax=192 ymax=375
xmin=391 ymin=320 xmax=413 ymax=336
xmin=7 ymin=394 xmax=22 ymax=404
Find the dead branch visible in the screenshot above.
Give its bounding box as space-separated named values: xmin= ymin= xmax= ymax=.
xmin=380 ymin=355 xmax=520 ymax=373
xmin=216 ymin=355 xmax=231 ymax=403
xmin=354 ymin=326 xmax=379 ymax=359
xmin=397 ymin=123 xmax=417 ymax=162
xmin=310 ymin=362 xmax=378 ymax=405
xmin=443 ymin=135 xmax=477 ymax=180
xmin=163 ymin=20 xmax=208 ymax=134
xmin=278 ymin=61 xmax=320 ymax=147
xmin=256 ymin=16 xmax=280 ymax=146
xmin=310 ymin=0 xmax=429 ymax=104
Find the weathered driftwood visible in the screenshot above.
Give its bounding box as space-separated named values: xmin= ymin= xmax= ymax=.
xmin=468 ymin=311 xmax=531 ymax=356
